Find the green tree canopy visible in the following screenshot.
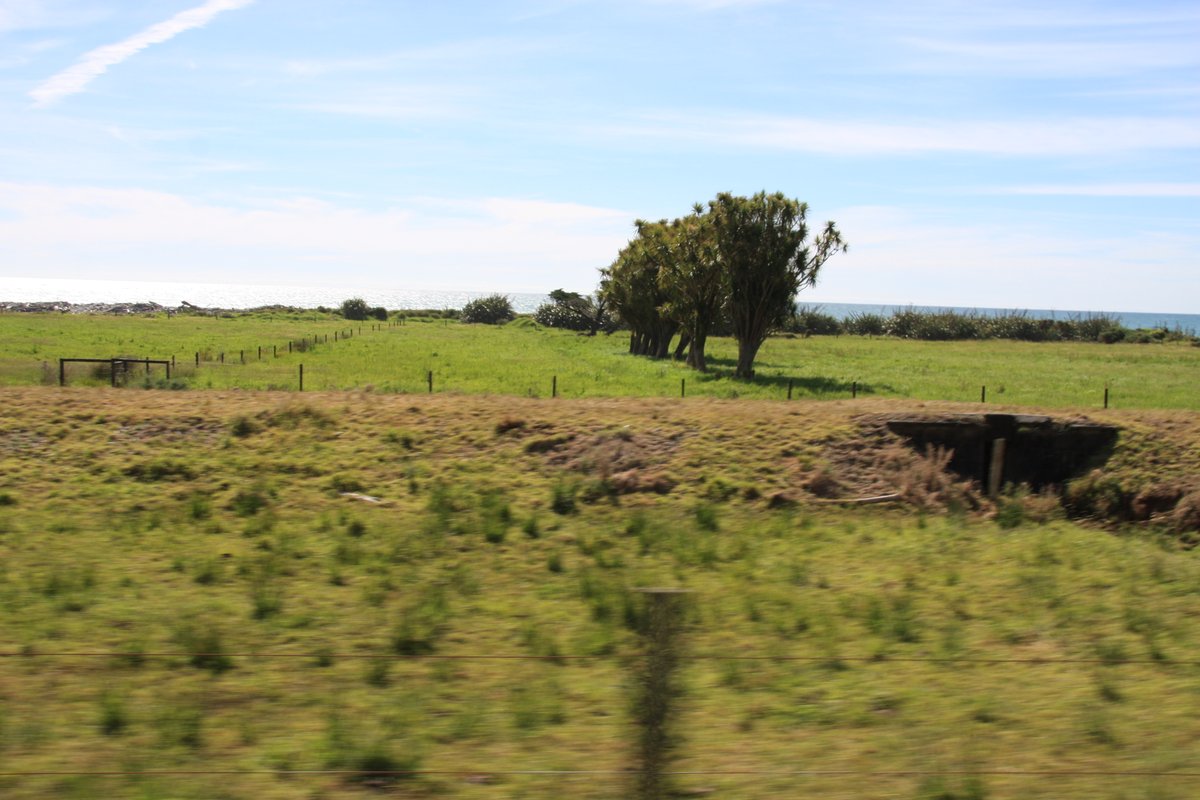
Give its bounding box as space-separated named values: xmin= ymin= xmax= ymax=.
xmin=708 ymin=191 xmax=846 ymax=378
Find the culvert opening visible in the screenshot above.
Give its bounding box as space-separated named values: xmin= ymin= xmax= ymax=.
xmin=886 ymin=414 xmax=1118 ymax=493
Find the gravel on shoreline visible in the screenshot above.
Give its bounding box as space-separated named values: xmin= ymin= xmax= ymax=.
xmin=0 ymin=300 xmax=313 ymax=315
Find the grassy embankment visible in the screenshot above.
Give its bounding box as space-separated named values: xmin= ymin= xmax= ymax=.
xmin=1 ymin=387 xmax=1199 ymax=800
xmin=1 ymin=311 xmax=1198 ymax=409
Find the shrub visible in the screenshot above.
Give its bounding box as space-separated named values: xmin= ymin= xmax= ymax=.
xmin=340 ymin=298 xmax=370 ymax=321
xmin=785 ymin=306 xmax=842 ymax=336
xmin=550 ymin=480 xmax=578 ymax=515
xmin=460 ymin=294 xmax=514 ymax=325
xmin=175 ymin=620 xmax=233 ymax=674
xmin=369 ymin=306 xmax=388 ymax=321
xmin=99 ymin=693 xmax=128 ymax=735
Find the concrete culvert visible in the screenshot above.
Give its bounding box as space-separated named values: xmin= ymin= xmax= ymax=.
xmin=885 ymin=414 xmax=1118 ymax=494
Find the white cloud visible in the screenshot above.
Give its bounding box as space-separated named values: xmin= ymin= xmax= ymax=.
xmin=802 ymin=205 xmax=1200 ymax=312
xmin=900 ymin=36 xmax=1200 ymax=77
xmin=0 ymin=182 xmax=631 ymax=292
xmin=989 ymin=183 xmax=1200 ymax=197
xmin=29 ymin=0 xmax=254 ymax=107
xmin=601 ymin=112 xmax=1200 ymax=157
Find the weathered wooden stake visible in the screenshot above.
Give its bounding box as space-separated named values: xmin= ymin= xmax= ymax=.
xmin=1104 ymin=387 xmax=1109 ymax=409
xmin=631 ymin=588 xmax=690 ymax=800
xmin=427 ymin=370 xmax=434 ymax=393
xmin=59 ymin=358 xmax=65 ymax=387
xmin=258 ymin=346 xmax=262 ymax=360
xmin=552 ymin=375 xmax=558 ymax=398
xmin=787 ymin=379 xmax=793 ymax=400
xmin=195 ymin=352 xmax=200 ymax=366
xmin=681 ymin=378 xmax=685 ymax=398
xmin=273 ymin=345 xmax=277 ymax=358
xmin=220 ymin=352 xmax=224 ymax=364
xmin=852 ymin=381 xmax=858 ymax=398
xmin=988 ymin=438 xmax=1006 ymax=497
xmin=288 ymin=341 xmax=293 ymax=354
xmin=981 ymin=385 xmax=987 ymax=403
xmin=299 ymin=363 xmax=304 ymax=392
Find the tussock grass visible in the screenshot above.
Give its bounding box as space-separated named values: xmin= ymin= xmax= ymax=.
xmin=0 ymin=388 xmax=1197 ymax=799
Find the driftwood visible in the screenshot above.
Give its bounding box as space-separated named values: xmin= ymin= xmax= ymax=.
xmin=339 ymin=491 xmax=384 ymax=504
xmin=810 ymin=493 xmax=901 ymax=506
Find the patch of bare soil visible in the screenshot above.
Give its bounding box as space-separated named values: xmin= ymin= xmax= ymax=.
xmin=109 ymin=418 xmax=226 ymax=445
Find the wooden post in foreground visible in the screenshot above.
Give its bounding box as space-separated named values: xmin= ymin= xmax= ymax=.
xmin=631 ymin=588 xmax=690 ymax=800
xmin=299 ymin=363 xmax=304 ymax=392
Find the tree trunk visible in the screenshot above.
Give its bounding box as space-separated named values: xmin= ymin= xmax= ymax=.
xmin=735 ymin=337 xmax=762 ymax=379
xmin=673 ymin=333 xmax=691 ymax=361
xmin=686 ymin=332 xmax=708 ymax=372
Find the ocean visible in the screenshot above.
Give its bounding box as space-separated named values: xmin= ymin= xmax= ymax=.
xmin=1 ymin=276 xmax=1197 ymax=333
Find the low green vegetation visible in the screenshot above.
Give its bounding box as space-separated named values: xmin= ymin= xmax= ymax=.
xmin=0 ymin=389 xmax=1197 ymax=799
xmin=0 ymin=311 xmax=1197 ymax=409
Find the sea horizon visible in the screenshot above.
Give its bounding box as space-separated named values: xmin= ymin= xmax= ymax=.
xmin=1 ymin=276 xmax=1196 ymax=333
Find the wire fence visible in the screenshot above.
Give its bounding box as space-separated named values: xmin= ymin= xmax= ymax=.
xmin=3 ymin=645 xmax=1199 ymax=791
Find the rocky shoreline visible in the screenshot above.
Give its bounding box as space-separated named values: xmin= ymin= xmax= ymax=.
xmin=0 ymin=300 xmax=302 ymax=315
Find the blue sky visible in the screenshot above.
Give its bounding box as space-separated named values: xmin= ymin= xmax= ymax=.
xmin=1 ymin=0 xmax=1197 ymax=311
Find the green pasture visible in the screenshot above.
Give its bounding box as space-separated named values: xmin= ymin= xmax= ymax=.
xmin=0 ymin=390 xmax=1197 ymax=800
xmin=0 ymin=312 xmax=1198 ymax=409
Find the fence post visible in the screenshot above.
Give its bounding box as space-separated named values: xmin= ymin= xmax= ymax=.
xmin=1104 ymin=386 xmax=1109 ymax=409
xmin=59 ymin=358 xmax=65 ymax=387
xmin=988 ymin=438 xmax=1006 ymax=497
xmin=258 ymin=346 xmax=262 ymax=360
xmin=273 ymin=345 xmax=277 ymax=358
xmin=631 ymin=588 xmax=690 ymax=800
xmin=981 ymin=385 xmax=986 ymax=403
xmin=299 ymin=363 xmax=304 ymax=392
xmin=220 ymin=352 xmax=224 ymax=364
xmin=427 ymin=370 xmax=433 ymax=393
xmin=110 ymin=359 xmax=118 ymax=388
xmin=680 ymin=378 xmax=685 ymax=398
xmin=552 ymin=375 xmax=557 ymax=398
xmin=166 ymin=362 xmax=171 ymax=380
xmin=852 ymin=381 xmax=857 ymax=399
xmin=195 ymin=352 xmax=200 ymax=367
xmin=288 ymin=341 xmax=293 ymax=354
xmin=240 ymin=350 xmax=245 ymax=364
xmin=787 ymin=379 xmax=793 ymax=400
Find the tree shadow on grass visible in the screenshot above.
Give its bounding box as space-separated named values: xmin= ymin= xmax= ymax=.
xmin=693 ymin=357 xmax=894 ymax=396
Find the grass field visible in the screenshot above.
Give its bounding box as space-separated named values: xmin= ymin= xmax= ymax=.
xmin=1 ymin=387 xmax=1199 ymax=799
xmin=1 ymin=312 xmax=1198 ymax=409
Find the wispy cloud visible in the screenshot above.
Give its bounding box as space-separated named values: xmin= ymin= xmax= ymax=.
xmin=29 ymin=0 xmax=254 ymax=107
xmin=0 ymin=182 xmax=630 ymax=290
xmin=600 ymin=112 xmax=1200 ymax=157
xmin=989 ymin=183 xmax=1200 ymax=197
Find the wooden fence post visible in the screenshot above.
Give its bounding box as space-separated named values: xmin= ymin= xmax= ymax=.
xmin=787 ymin=379 xmax=793 ymax=400
xmin=631 ymin=588 xmax=690 ymax=800
xmin=680 ymin=378 xmax=685 ymax=398
xmin=427 ymin=370 xmax=433 ymax=393
xmin=59 ymin=358 xmax=65 ymax=387
xmin=981 ymin=385 xmax=987 ymax=403
xmin=299 ymin=363 xmax=304 ymax=392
